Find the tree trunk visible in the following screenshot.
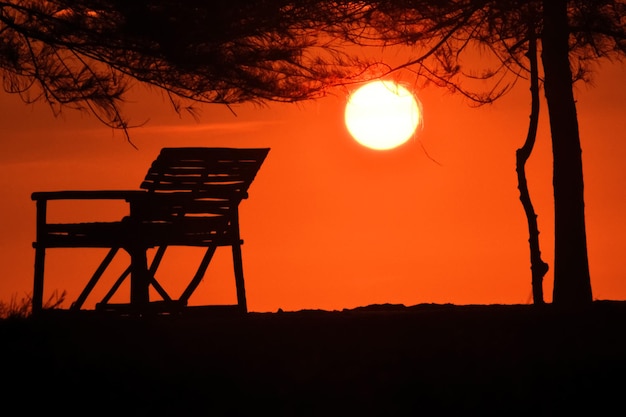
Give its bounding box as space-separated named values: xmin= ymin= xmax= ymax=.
xmin=516 ymin=26 xmax=548 ymax=305
xmin=541 ymin=0 xmax=592 ymax=306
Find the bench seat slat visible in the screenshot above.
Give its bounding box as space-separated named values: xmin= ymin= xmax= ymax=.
xmin=39 ymin=217 xmax=238 ymax=248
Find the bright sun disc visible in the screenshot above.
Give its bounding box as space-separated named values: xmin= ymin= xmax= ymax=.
xmin=345 ymin=81 xmax=421 ymax=150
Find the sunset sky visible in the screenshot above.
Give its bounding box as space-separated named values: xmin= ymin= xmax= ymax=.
xmin=1 ymin=60 xmax=625 ymax=313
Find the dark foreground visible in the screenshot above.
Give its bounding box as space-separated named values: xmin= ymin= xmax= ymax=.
xmin=2 ymin=302 xmax=626 ymax=416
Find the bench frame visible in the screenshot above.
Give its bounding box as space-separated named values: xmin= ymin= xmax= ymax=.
xmin=31 ymin=147 xmax=269 ymax=315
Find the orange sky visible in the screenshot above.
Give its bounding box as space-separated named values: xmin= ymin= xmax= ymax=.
xmin=1 ymin=62 xmax=625 ymax=312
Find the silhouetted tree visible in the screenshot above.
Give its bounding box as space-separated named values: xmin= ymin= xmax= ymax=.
xmin=0 ymin=0 xmax=364 ymax=135
xmin=516 ymin=20 xmax=548 ymax=305
xmin=332 ymin=0 xmax=626 ymax=306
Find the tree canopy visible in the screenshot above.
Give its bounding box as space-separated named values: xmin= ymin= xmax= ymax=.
xmin=0 ymin=0 xmax=367 ymax=130
xmin=2 ymin=1 xmax=624 ymax=122
xmin=327 ymin=0 xmax=626 ymax=100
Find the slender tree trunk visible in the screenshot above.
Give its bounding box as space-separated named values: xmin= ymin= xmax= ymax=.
xmin=541 ymin=0 xmax=592 ymax=306
xmin=516 ymin=27 xmax=548 ymax=305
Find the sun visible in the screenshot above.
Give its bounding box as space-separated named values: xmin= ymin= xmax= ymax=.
xmin=345 ymin=81 xmax=421 ymax=150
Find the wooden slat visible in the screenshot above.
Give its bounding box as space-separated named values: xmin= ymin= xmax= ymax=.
xmin=147 ymin=164 xmax=261 ymax=175
xmin=142 ymin=176 xmax=247 ymax=184
xmin=148 ymin=161 xmax=263 ymax=171
xmin=156 ymin=147 xmax=269 ymax=160
xmin=32 ymin=190 xmax=146 ymax=201
xmin=71 ymin=247 xmax=120 ymax=310
xmin=130 ymin=200 xmax=234 ymax=220
xmin=141 ymin=148 xmax=269 ymax=194
xmin=178 ymin=245 xmax=217 ymax=303
xmin=140 ymin=179 xmax=247 ymax=190
xmin=142 ymin=176 xmax=246 ymax=185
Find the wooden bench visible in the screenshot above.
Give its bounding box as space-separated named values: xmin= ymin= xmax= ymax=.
xmin=31 ymin=147 xmax=270 ymax=315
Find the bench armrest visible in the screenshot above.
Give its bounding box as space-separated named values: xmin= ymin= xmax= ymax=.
xmin=31 ymin=190 xmax=147 ymax=202
xmin=32 ymin=191 xmax=149 ymax=232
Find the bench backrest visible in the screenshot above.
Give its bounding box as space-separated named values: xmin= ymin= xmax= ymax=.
xmin=137 ymin=147 xmax=269 ymax=227
xmin=141 ymin=147 xmax=270 ymax=196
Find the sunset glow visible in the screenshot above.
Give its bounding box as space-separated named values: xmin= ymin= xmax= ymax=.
xmin=1 ymin=63 xmax=626 ymax=313
xmin=344 ymin=81 xmax=421 ymax=150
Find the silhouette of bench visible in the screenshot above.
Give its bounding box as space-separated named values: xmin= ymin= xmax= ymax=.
xmin=31 ymin=147 xmax=269 ymax=315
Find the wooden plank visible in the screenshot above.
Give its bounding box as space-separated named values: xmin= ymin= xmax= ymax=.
xmin=139 ymin=183 xmax=244 ymax=194
xmin=33 ymin=199 xmax=47 ymax=314
xmin=172 ymin=202 xmax=233 ymax=214
xmin=230 ymin=210 xmax=247 ymax=314
xmin=142 ymin=178 xmax=248 ymax=187
xmin=149 ymin=163 xmax=262 ymax=172
xmin=137 ymin=196 xmax=244 ymax=209
xmin=156 ymin=147 xmax=269 ymax=161
xmin=178 ymin=245 xmax=217 ymax=303
xmin=41 ymin=222 xmax=126 ymax=248
xmin=99 ymin=265 xmax=131 ymax=305
xmin=45 ymin=222 xmax=124 ymax=232
xmin=137 ymin=207 xmax=232 ymax=219
xmin=141 ymin=177 xmax=249 ymax=187
xmin=31 ymin=190 xmax=145 ymax=201
xmin=147 ymin=162 xmax=263 ymax=172
xmin=143 ymin=167 xmax=256 ymax=175
xmin=148 ymin=163 xmax=260 ymax=174
xmin=129 ymin=246 xmax=150 ymax=306
xmin=71 ymin=247 xmax=120 ymax=310
xmin=38 ymin=222 xmax=127 ymax=248
xmin=129 ymin=191 xmax=237 ymax=204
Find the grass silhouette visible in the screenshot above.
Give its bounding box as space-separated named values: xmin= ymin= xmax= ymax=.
xmin=0 ymin=290 xmax=65 ymax=319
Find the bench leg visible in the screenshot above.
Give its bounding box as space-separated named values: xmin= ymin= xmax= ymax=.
xmin=32 ymin=246 xmax=45 ymax=315
xmin=99 ymin=265 xmax=130 ymax=306
xmin=72 ymin=247 xmax=120 ymax=311
xmin=232 ymin=243 xmax=247 ymax=313
xmin=129 ymin=247 xmax=150 ymax=307
xmin=147 ymin=246 xmax=173 ymax=302
xmin=179 ymin=245 xmax=217 ymax=304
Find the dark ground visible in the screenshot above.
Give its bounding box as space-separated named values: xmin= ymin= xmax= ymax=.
xmin=2 ymin=301 xmax=626 ymax=416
